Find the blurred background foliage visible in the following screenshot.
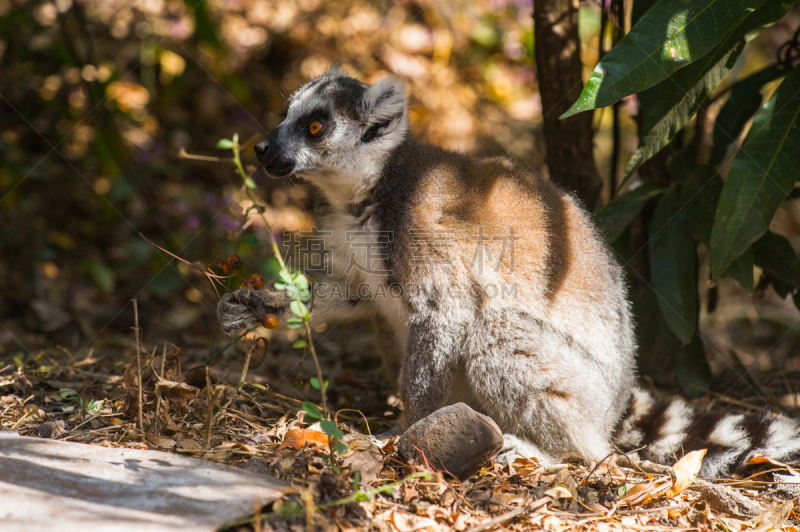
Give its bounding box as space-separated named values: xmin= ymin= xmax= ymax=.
xmin=1 ymin=0 xmax=799 ymax=398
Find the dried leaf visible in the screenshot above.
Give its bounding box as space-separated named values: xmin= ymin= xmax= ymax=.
xmin=752 ymin=499 xmax=796 ymax=532
xmin=665 ymin=449 xmax=707 ymax=498
xmin=389 ymin=509 xmax=440 ymax=531
xmin=278 ymin=428 xmax=329 ymax=450
xmin=145 ymin=434 xmax=176 ymax=449
xmin=544 ymin=485 xmax=573 ymax=500
xmin=620 ymin=477 xmax=672 ymax=506
xmin=176 ymin=433 xmax=202 ymax=451
xmin=342 ymin=447 xmax=384 ymax=485
xmin=746 ymin=454 xmax=800 ymax=476
xmin=155 ymin=379 xmax=199 ymax=397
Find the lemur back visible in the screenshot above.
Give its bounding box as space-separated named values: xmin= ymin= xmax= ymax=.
xmin=218 ymin=67 xmax=800 ymax=478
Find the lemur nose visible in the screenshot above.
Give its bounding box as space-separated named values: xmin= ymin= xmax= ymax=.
xmin=254 ymin=138 xmax=269 ymax=161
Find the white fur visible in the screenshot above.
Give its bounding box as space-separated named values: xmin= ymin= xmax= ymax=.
xmin=699 ymin=414 xmax=748 ymax=477
xmin=291 ymin=76 xmax=409 ymax=208
xmin=614 ymin=386 xmax=655 ymax=448
xmin=646 ymin=399 xmax=693 ymax=463
xmin=764 ymin=417 xmax=800 ymax=459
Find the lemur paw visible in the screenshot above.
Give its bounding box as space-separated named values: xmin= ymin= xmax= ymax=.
xmin=217 ymin=285 xmax=290 ymax=336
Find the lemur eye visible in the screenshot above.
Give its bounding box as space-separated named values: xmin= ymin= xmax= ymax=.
xmin=308 ymin=120 xmax=323 ymax=136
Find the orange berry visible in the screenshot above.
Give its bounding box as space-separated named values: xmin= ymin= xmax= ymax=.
xmin=261 ymin=313 xmax=280 ymax=329
xmin=247 ymin=274 xmax=265 ymax=289
xmin=227 ymin=254 xmax=243 ymax=271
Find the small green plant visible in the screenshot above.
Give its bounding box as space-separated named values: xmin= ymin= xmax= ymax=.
xmin=301 ymin=399 xmax=348 ymax=469
xmin=217 ymin=134 xmax=352 ymax=464
xmin=216 ymin=133 xmax=326 ymax=410
xmin=59 ymin=388 xmax=103 ymax=415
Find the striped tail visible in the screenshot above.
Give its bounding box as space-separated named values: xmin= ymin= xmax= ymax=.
xmin=614 ymin=386 xmax=800 ymax=478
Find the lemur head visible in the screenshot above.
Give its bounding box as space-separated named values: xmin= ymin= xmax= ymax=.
xmin=255 ymin=66 xmax=408 ymax=202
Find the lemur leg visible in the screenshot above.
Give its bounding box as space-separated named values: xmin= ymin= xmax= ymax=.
xmin=465 ymin=308 xmax=617 ymax=463
xmin=374 ymin=315 xmax=403 ymax=388
xmin=399 ymin=320 xmax=463 ymax=427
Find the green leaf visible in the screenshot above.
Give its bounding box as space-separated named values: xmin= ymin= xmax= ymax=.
xmin=649 ymin=186 xmax=697 ymax=341
xmin=594 ymin=180 xmax=666 ymax=243
xmin=674 ymin=334 xmax=711 ymax=398
xmin=320 ymin=419 xmax=345 ymax=441
xmin=622 ymin=2 xmax=787 ymax=184
xmin=711 ymin=64 xmax=800 ymax=278
xmin=286 ymin=317 xmax=304 ymax=329
xmin=83 ymin=259 xmax=116 ymax=292
xmin=240 ymin=234 xmax=259 ymax=246
xmin=624 ymin=39 xmax=744 ymax=182
xmin=711 ymin=66 xmax=785 ymax=165
xmin=302 ymin=402 xmax=322 ymax=422
xmin=293 ymin=273 xmax=311 ymax=301
xmin=683 ymin=166 xmax=722 ymax=246
xmin=293 ymin=339 xmax=308 ymax=349
xmin=335 ymin=442 xmax=348 ymax=455
xmin=752 ymin=231 xmax=800 ymax=288
xmin=59 ymin=388 xmax=78 ymax=400
xmin=290 ymin=300 xmax=308 ymax=318
xmin=310 ymin=377 xmax=328 ymax=390
xmin=682 ymin=166 xmax=754 ymax=291
xmin=561 ymin=0 xmax=767 ymax=118
xmin=216 ymin=138 xmax=234 ymax=149
xmin=84 ymin=399 xmax=102 ymax=415
xmin=279 ymin=270 xmax=294 ymax=284
xmin=724 ymin=247 xmax=754 ymax=292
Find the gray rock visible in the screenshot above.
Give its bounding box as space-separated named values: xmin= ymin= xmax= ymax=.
xmin=397 ymin=403 xmax=504 ymax=480
xmin=0 ymin=433 xmax=288 ymax=532
xmin=696 ymin=481 xmax=764 ymax=518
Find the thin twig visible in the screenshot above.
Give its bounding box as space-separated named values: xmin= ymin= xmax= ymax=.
xmin=253 ymin=495 xmax=262 ymax=532
xmin=204 ymin=367 xmax=213 ymax=450
xmin=302 ymin=490 xmax=315 ymax=532
xmin=152 ymin=342 xmax=167 ymax=434
xmin=138 ymin=232 xmax=239 ymax=298
xmin=239 ymin=338 xmax=263 ymax=385
xmin=132 ymin=299 xmax=144 ymax=432
xmin=616 ymin=455 xmax=676 ymax=480
xmin=686 ymin=383 xmax=768 ymax=412
xmin=178 ymin=147 xmax=234 ymax=163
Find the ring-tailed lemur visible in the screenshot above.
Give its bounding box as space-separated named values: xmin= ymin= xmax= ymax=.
xmin=217 ymin=66 xmax=800 ymax=477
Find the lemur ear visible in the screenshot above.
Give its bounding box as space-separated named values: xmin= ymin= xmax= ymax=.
xmin=358 ymin=76 xmax=407 ymax=143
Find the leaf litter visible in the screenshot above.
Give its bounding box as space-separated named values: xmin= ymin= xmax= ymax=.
xmin=2 ymin=330 xmax=800 ymax=532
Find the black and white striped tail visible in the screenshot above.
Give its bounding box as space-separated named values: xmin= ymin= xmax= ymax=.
xmin=614 ymin=386 xmax=800 ymax=478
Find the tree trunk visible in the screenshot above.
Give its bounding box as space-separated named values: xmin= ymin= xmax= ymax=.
xmin=533 ymin=0 xmax=603 ymax=210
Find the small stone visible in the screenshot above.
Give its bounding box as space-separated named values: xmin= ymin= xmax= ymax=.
xmin=697 ymin=482 xmax=764 ymax=518
xmin=396 ymin=403 xmax=503 ymax=480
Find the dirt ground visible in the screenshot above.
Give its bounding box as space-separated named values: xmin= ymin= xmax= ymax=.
xmin=3 ymin=291 xmax=800 ymax=532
